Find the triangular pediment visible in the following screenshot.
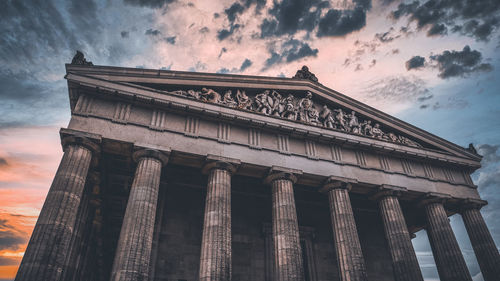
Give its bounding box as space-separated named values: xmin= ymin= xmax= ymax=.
xmin=65 ymin=64 xmax=481 ymax=162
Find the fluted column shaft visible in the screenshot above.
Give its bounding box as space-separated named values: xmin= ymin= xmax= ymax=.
xmin=378 ymin=194 xmax=423 ymax=281
xmin=15 ymin=136 xmax=99 ymax=281
xmin=199 ymin=163 xmax=234 ymax=281
xmin=326 ymin=182 xmax=367 ymax=281
xmin=461 ymin=207 xmax=500 ymax=281
xmin=423 ymin=201 xmax=472 ymax=281
xmin=267 ymin=171 xmax=304 ymax=281
xmin=110 ymin=149 xmax=168 ymax=281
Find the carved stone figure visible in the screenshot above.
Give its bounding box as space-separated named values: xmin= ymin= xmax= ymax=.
xmin=308 ymin=107 xmax=320 ymax=125
xmin=281 ymin=94 xmax=297 ymax=120
xmin=293 ymin=65 xmax=318 ymax=83
xmin=347 ymin=111 xmax=362 ymax=134
xmin=333 ymin=109 xmax=348 ymax=131
xmin=255 ymin=90 xmax=273 ymax=115
xmin=222 ymin=90 xmax=237 ymax=107
xmin=387 ymin=132 xmax=398 ymax=143
xmin=71 ymin=50 xmax=93 ymax=65
xmin=186 ymin=90 xmax=201 ymax=99
xmin=362 ymin=120 xmax=373 ymax=136
xmin=166 ymin=90 xmax=188 ymax=96
xmin=270 ymin=91 xmax=284 ymax=117
xmin=398 ymin=135 xmax=422 ymax=148
xmin=298 ymin=92 xmax=314 ymax=123
xmin=236 ymin=90 xmax=252 ymax=110
xmin=201 ymin=88 xmax=221 ymax=103
xmin=372 ymin=123 xmax=384 ymax=139
xmin=320 ymin=105 xmax=335 ymax=129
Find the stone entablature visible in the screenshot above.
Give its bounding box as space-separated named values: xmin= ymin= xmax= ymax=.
xmin=68 ymin=89 xmax=474 ymax=191
xmin=66 ymin=73 xmax=478 ymax=169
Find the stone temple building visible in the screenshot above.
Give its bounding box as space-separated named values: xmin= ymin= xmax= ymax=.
xmin=15 ymin=53 xmax=500 ymax=281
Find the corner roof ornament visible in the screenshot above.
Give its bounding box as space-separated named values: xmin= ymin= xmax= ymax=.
xmin=466 ymin=143 xmax=478 ymax=154
xmin=292 ymin=65 xmax=318 ymax=83
xmin=71 ymin=50 xmax=93 ymax=66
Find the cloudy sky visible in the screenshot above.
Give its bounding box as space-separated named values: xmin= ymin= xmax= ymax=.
xmin=1 ymin=0 xmax=500 ymax=280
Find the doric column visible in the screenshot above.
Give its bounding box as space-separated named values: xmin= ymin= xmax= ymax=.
xmin=264 ymin=166 xmax=304 ymax=281
xmin=15 ymin=135 xmax=100 ymax=281
xmin=322 ymin=176 xmax=367 ymax=281
xmin=421 ymin=193 xmax=472 ymax=281
xmin=460 ymin=199 xmax=500 ymax=281
xmin=110 ymin=148 xmax=169 ymax=281
xmin=199 ymin=155 xmax=240 ymax=281
xmin=372 ymin=186 xmax=423 ymax=281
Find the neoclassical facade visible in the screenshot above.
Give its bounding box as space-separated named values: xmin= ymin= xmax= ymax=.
xmin=15 ymin=55 xmax=500 ymax=281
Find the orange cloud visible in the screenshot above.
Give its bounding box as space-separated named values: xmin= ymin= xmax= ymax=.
xmin=0 ymin=126 xmax=63 ymax=280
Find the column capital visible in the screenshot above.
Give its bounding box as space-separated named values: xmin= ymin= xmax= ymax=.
xmin=320 ymin=175 xmax=357 ymax=193
xmin=60 ymin=128 xmax=101 ymax=154
xmin=369 ymin=184 xmax=407 ymax=201
xmin=418 ymin=192 xmax=451 ymax=207
xmin=61 ymin=135 xmax=101 ymax=155
xmin=202 ymin=154 xmax=241 ymax=175
xmin=264 ymin=166 xmax=302 ymax=185
xmin=132 ymin=148 xmax=170 ymax=165
xmin=459 ymin=198 xmax=488 ymax=212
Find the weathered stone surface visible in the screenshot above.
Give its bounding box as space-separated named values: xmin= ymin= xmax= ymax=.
xmin=461 ymin=204 xmax=500 ymax=281
xmin=110 ymin=149 xmax=167 ymax=281
xmin=377 ymin=192 xmax=423 ymax=281
xmin=266 ymin=169 xmax=304 ymax=281
xmin=423 ymin=200 xmax=472 ymax=281
xmin=15 ymin=137 xmax=98 ymax=281
xmin=324 ymin=178 xmax=367 ymax=281
xmin=199 ymin=160 xmax=237 ymax=281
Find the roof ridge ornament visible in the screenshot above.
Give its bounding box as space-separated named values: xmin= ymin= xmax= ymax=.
xmin=71 ymin=50 xmax=93 ymax=66
xmin=293 ymin=65 xmax=318 ymax=83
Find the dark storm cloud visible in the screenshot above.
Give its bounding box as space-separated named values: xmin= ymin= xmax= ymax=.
xmin=430 ymin=46 xmax=493 ymax=78
xmin=317 ymin=6 xmax=367 ymax=37
xmin=0 ymin=157 xmax=7 ymax=167
xmin=417 ymin=94 xmax=433 ymax=102
xmin=260 ymin=0 xmax=370 ymax=38
xmin=375 ymin=27 xmax=401 ymax=42
xmin=391 ymin=0 xmax=500 ymax=41
xmin=0 ymin=0 xmax=101 ymax=65
xmin=0 ymin=219 xmax=27 ymax=251
xmin=240 ymin=58 xmax=252 ymax=71
xmin=264 ymin=39 xmax=318 ymax=68
xmin=121 ymin=31 xmax=130 ymax=38
xmin=123 ymin=0 xmax=175 ymax=8
xmin=225 ymin=2 xmax=245 ymax=23
xmin=477 ymin=144 xmax=500 ymax=165
xmin=145 ymin=28 xmax=161 ymax=36
xmin=217 ymin=0 xmax=266 ymax=41
xmin=217 ymin=24 xmax=241 ymax=41
xmin=164 ymin=36 xmax=176 ymax=44
xmin=406 ymin=56 xmax=426 ymax=70
xmin=216 ymin=58 xmax=253 ymax=74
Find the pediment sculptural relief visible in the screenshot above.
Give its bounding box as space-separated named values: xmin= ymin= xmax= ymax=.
xmin=163 ymin=88 xmax=422 ymax=148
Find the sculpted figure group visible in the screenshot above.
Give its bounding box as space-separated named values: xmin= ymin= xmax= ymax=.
xmin=165 ymin=88 xmax=422 ymax=148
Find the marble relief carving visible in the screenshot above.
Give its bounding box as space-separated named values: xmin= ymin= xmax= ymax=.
xmin=163 ymin=88 xmax=423 ymax=148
